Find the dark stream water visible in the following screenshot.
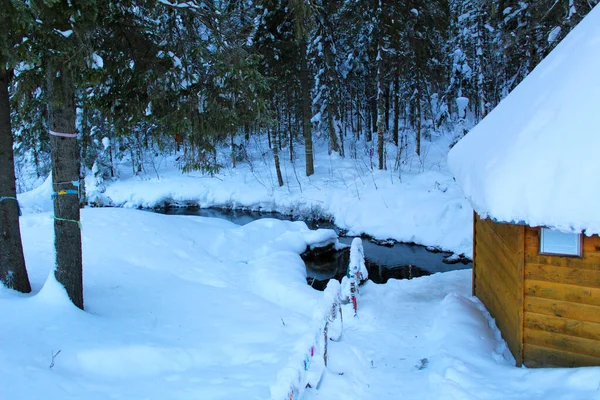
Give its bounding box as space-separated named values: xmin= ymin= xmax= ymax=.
xmin=154 ymin=206 xmax=472 ymax=290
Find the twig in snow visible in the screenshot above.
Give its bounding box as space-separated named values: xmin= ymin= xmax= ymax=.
xmin=49 ymin=350 xmax=62 ymax=369
xmin=291 ymin=159 xmax=303 ymax=193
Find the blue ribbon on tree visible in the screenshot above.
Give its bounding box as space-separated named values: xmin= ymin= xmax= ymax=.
xmin=51 ymin=189 xmax=79 ymax=199
xmin=0 ymin=197 xmax=22 ymax=216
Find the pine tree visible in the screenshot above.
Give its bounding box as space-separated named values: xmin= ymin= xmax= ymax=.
xmin=290 ymin=0 xmax=316 ymax=176
xmin=375 ymin=0 xmax=386 ymax=169
xmin=30 ymin=0 xmax=94 ymax=309
xmin=310 ymin=0 xmax=343 ymax=156
xmin=0 ymin=0 xmax=33 ymax=293
xmin=7 ymin=0 xmax=599 ymax=201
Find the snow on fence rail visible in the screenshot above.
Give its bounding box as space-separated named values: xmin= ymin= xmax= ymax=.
xmin=342 ymin=238 xmax=368 ymax=316
xmin=271 ymin=238 xmax=367 ymax=400
xmin=270 ymin=280 xmax=343 ymax=400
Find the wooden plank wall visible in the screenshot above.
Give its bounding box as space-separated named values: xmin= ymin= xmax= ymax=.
xmin=474 ymin=215 xmax=525 ymax=365
xmin=523 ymin=228 xmax=600 ymax=367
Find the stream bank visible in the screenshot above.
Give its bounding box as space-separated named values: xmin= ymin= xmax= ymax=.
xmin=152 ymin=205 xmax=472 ymax=290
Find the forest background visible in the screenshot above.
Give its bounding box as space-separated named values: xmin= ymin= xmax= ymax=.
xmin=1 ymin=0 xmax=598 ymax=303
xmin=5 ymin=0 xmax=598 ymax=189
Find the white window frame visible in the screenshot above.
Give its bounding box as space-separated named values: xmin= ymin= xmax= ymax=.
xmin=539 ymin=228 xmax=582 ymax=257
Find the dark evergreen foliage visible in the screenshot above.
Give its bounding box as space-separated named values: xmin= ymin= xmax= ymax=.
xmin=2 ymin=0 xmax=598 ymax=302
xmin=9 ymin=0 xmax=597 ymax=178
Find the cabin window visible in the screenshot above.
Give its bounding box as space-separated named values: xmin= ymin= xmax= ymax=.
xmin=540 ymin=228 xmax=581 ymax=256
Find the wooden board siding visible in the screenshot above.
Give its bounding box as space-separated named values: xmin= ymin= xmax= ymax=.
xmin=523 ymin=228 xmax=600 ymax=367
xmin=474 ymin=215 xmax=525 ymax=365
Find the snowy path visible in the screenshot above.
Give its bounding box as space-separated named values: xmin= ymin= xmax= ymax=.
xmin=305 ymin=272 xmax=470 ymax=400
xmin=305 ymin=271 xmax=600 ymax=400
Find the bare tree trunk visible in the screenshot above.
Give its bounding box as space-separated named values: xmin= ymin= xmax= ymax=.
xmin=376 ymin=42 xmax=385 ymax=170
xmin=272 ymin=127 xmax=284 ymax=187
xmin=328 ymin=113 xmax=340 ymax=154
xmin=356 ymin=88 xmax=362 ymax=141
xmin=392 ymin=70 xmax=400 ymax=146
xmin=416 ymin=88 xmax=422 ymax=157
xmin=475 ymin=18 xmax=486 ymax=121
xmin=267 ymin=123 xmax=272 ymax=148
xmin=384 ymin=84 xmax=390 ymax=132
xmin=0 ymin=67 xmax=31 ymax=293
xmin=288 ymin=109 xmax=294 ymax=162
xmin=366 ymin=92 xmax=374 ymax=142
xmin=230 ymin=133 xmax=236 ymax=168
xmin=300 ymin=40 xmax=314 ymax=176
xmin=47 ymin=62 xmax=83 ymax=310
xmin=80 ymin=106 xmax=90 ymax=206
xmin=285 ymin=87 xmax=294 ymax=162
xmin=338 ymin=116 xmax=345 ymax=158
xmin=349 ymin=88 xmax=355 ymax=137
xmin=370 ymin=95 xmax=377 ymax=141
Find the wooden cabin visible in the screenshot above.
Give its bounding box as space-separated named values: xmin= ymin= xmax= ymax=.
xmin=473 ymin=215 xmax=600 ymax=367
xmin=448 ymin=5 xmax=600 ymax=367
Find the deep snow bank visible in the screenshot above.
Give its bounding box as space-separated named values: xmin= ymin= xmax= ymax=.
xmin=1 ymin=208 xmax=339 ymax=399
xmin=77 ymin=136 xmax=473 ymax=257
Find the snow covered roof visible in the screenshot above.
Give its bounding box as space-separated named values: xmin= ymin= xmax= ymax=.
xmin=448 ymin=5 xmax=600 ymax=235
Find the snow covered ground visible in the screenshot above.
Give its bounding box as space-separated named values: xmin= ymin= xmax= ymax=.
xmin=1 ymin=208 xmax=338 ymax=399
xmin=20 ymin=134 xmax=472 ymax=257
xmin=6 ymin=133 xmax=600 ymax=399
xmin=4 ymin=207 xmax=600 ymax=399
xmin=308 ymin=272 xmax=600 ymax=400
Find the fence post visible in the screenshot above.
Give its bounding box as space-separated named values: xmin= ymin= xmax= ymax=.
xmin=342 ymin=238 xmax=368 ymax=316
